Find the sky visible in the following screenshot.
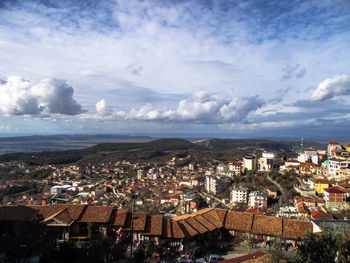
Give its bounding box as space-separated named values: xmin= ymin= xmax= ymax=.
xmin=0 ymin=0 xmax=350 ymax=139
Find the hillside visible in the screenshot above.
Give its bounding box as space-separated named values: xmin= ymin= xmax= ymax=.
xmin=193 ymin=138 xmax=326 ymax=152
xmin=0 ymin=138 xmax=202 ymax=165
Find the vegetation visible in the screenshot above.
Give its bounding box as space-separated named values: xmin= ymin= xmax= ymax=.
xmin=268 ymin=229 xmax=350 ymax=263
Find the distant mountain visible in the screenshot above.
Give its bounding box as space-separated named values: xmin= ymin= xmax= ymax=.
xmin=0 ymin=134 xmax=153 ymax=154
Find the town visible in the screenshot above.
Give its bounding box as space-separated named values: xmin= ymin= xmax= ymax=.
xmin=1 ymin=139 xmax=350 ymax=262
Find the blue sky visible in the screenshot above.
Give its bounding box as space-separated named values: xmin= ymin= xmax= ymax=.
xmin=0 ymin=0 xmax=350 ymax=138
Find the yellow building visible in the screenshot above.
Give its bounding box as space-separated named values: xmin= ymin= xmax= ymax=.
xmin=312 ymin=178 xmax=330 ymax=194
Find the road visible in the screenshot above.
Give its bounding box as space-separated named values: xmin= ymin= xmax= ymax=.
xmin=262 ymin=172 xmax=287 ymax=215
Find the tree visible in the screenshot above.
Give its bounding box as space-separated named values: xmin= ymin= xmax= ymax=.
xmin=297 ymin=230 xmax=340 ymax=263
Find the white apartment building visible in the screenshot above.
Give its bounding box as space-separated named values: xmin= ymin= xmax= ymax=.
xmin=230 ymin=187 xmax=248 ymax=204
xmin=248 ymin=191 xmax=268 ymax=209
xmin=328 ymin=159 xmax=350 ymax=176
xmin=205 ymin=175 xmax=227 ymax=195
xmin=297 ymin=148 xmax=319 ymax=165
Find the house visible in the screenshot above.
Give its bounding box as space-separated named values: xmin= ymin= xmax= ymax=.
xmin=309 ymin=178 xmax=330 ymax=194
xmin=328 ymin=142 xmax=342 ymax=157
xmin=228 ymin=162 xmax=242 ymax=176
xmin=324 ymin=186 xmax=347 ymax=209
xmin=248 ymin=191 xmax=268 ymax=210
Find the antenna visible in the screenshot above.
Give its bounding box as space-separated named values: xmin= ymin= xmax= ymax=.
xmin=300 ymin=137 xmax=304 ymax=152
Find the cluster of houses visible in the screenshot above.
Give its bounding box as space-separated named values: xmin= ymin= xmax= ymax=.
xmin=0 ymin=204 xmax=319 ymax=250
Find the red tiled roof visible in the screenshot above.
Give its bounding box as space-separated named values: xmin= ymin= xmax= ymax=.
xmin=114 ymin=209 xmax=128 ymax=226
xmin=78 ymin=206 xmax=113 ymax=223
xmin=325 ymin=186 xmax=346 ymax=193
xmin=225 ymin=211 xmax=254 ymax=232
xmin=28 ymin=204 xmax=86 ymax=220
xmin=251 ymin=215 xmax=282 ymax=236
xmin=123 ymin=212 xmax=147 ymax=231
xmin=185 ymin=217 xmax=208 ymax=234
xmin=178 ymin=220 xmax=198 ymax=238
xmin=202 ymin=209 xmax=223 ymax=228
xmin=194 ymin=215 xmax=217 ymax=231
xmin=311 ymin=210 xmax=326 ymax=218
xmin=214 ymin=208 xmax=227 ymax=226
xmin=143 ymin=215 xmax=163 ymax=236
xmin=283 ymin=219 xmax=313 ymax=240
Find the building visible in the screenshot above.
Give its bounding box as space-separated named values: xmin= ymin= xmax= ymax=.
xmin=248 ymin=191 xmax=268 ymax=210
xmin=297 ymin=148 xmax=319 ymax=165
xmin=228 ymin=162 xmax=242 ymax=176
xmin=205 ymin=175 xmax=227 ymax=195
xmin=243 ymin=155 xmax=257 ymax=171
xmin=324 ymin=186 xmax=347 ymax=209
xmin=230 ymin=186 xmax=248 ymax=204
xmin=328 ymin=142 xmax=343 ymax=157
xmin=312 ymin=178 xmax=330 ymax=195
xmin=328 ymin=159 xmax=350 ymax=177
xmin=258 ymin=152 xmax=274 ymax=171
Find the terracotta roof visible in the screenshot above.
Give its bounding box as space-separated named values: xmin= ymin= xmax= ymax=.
xmin=225 ymin=211 xmax=254 ymax=232
xmin=178 ymin=219 xmax=199 ymax=238
xmin=214 ymin=208 xmax=227 ymax=226
xmin=44 ymin=208 xmax=74 ymax=225
xmin=325 ymin=186 xmax=346 ymax=194
xmin=311 ymin=210 xmax=326 ymax=219
xmin=283 ymin=219 xmax=313 ymax=240
xmin=163 ymin=218 xmax=172 ymax=239
xmin=172 ymin=220 xmax=185 ymax=239
xmin=0 ymin=206 xmax=38 ymax=221
xmin=78 ymin=206 xmax=113 ymax=223
xmin=185 ymin=217 xmax=208 ymax=234
xmin=172 ymin=207 xmax=213 ymax=221
xmin=28 ymin=204 xmax=86 ymax=220
xmin=202 ymin=209 xmax=223 ymax=228
xmin=194 ymin=215 xmax=217 ymax=231
xmin=143 ymin=215 xmax=163 ymax=236
xmin=251 ymin=215 xmax=282 ymax=236
xmin=123 ymin=212 xmax=147 ymax=231
xmin=114 ymin=209 xmax=128 ymax=226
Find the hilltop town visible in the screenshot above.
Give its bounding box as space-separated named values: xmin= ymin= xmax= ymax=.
xmin=1 ymin=138 xmax=350 ymax=262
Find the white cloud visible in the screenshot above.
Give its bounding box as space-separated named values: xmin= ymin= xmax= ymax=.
xmin=311 ymin=74 xmax=350 ymax=101
xmin=95 ymin=99 xmax=111 ymax=115
xmin=0 ymin=76 xmax=83 ymax=116
xmin=124 ymin=91 xmax=264 ymax=124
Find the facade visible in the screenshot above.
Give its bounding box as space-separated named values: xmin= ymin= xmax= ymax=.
xmin=228 ymin=162 xmax=242 ymax=176
xmin=243 ymin=155 xmax=257 ymax=171
xmin=230 ymin=187 xmax=248 ymax=204
xmin=328 ymin=142 xmax=343 ymax=157
xmin=328 ymin=159 xmax=350 ymax=177
xmin=324 ymin=186 xmax=347 ymax=209
xmin=248 ymin=191 xmax=268 ymax=210
xmin=205 ymin=175 xmax=227 ymax=195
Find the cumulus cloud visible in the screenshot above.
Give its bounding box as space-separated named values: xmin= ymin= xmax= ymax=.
xmin=0 ymin=76 xmax=83 ymax=116
xmin=96 ymin=99 xmax=110 ymax=115
xmin=281 ymin=64 xmax=307 ymax=81
xmin=311 ymin=74 xmax=350 ymax=101
xmin=124 ymin=91 xmax=264 ymax=124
